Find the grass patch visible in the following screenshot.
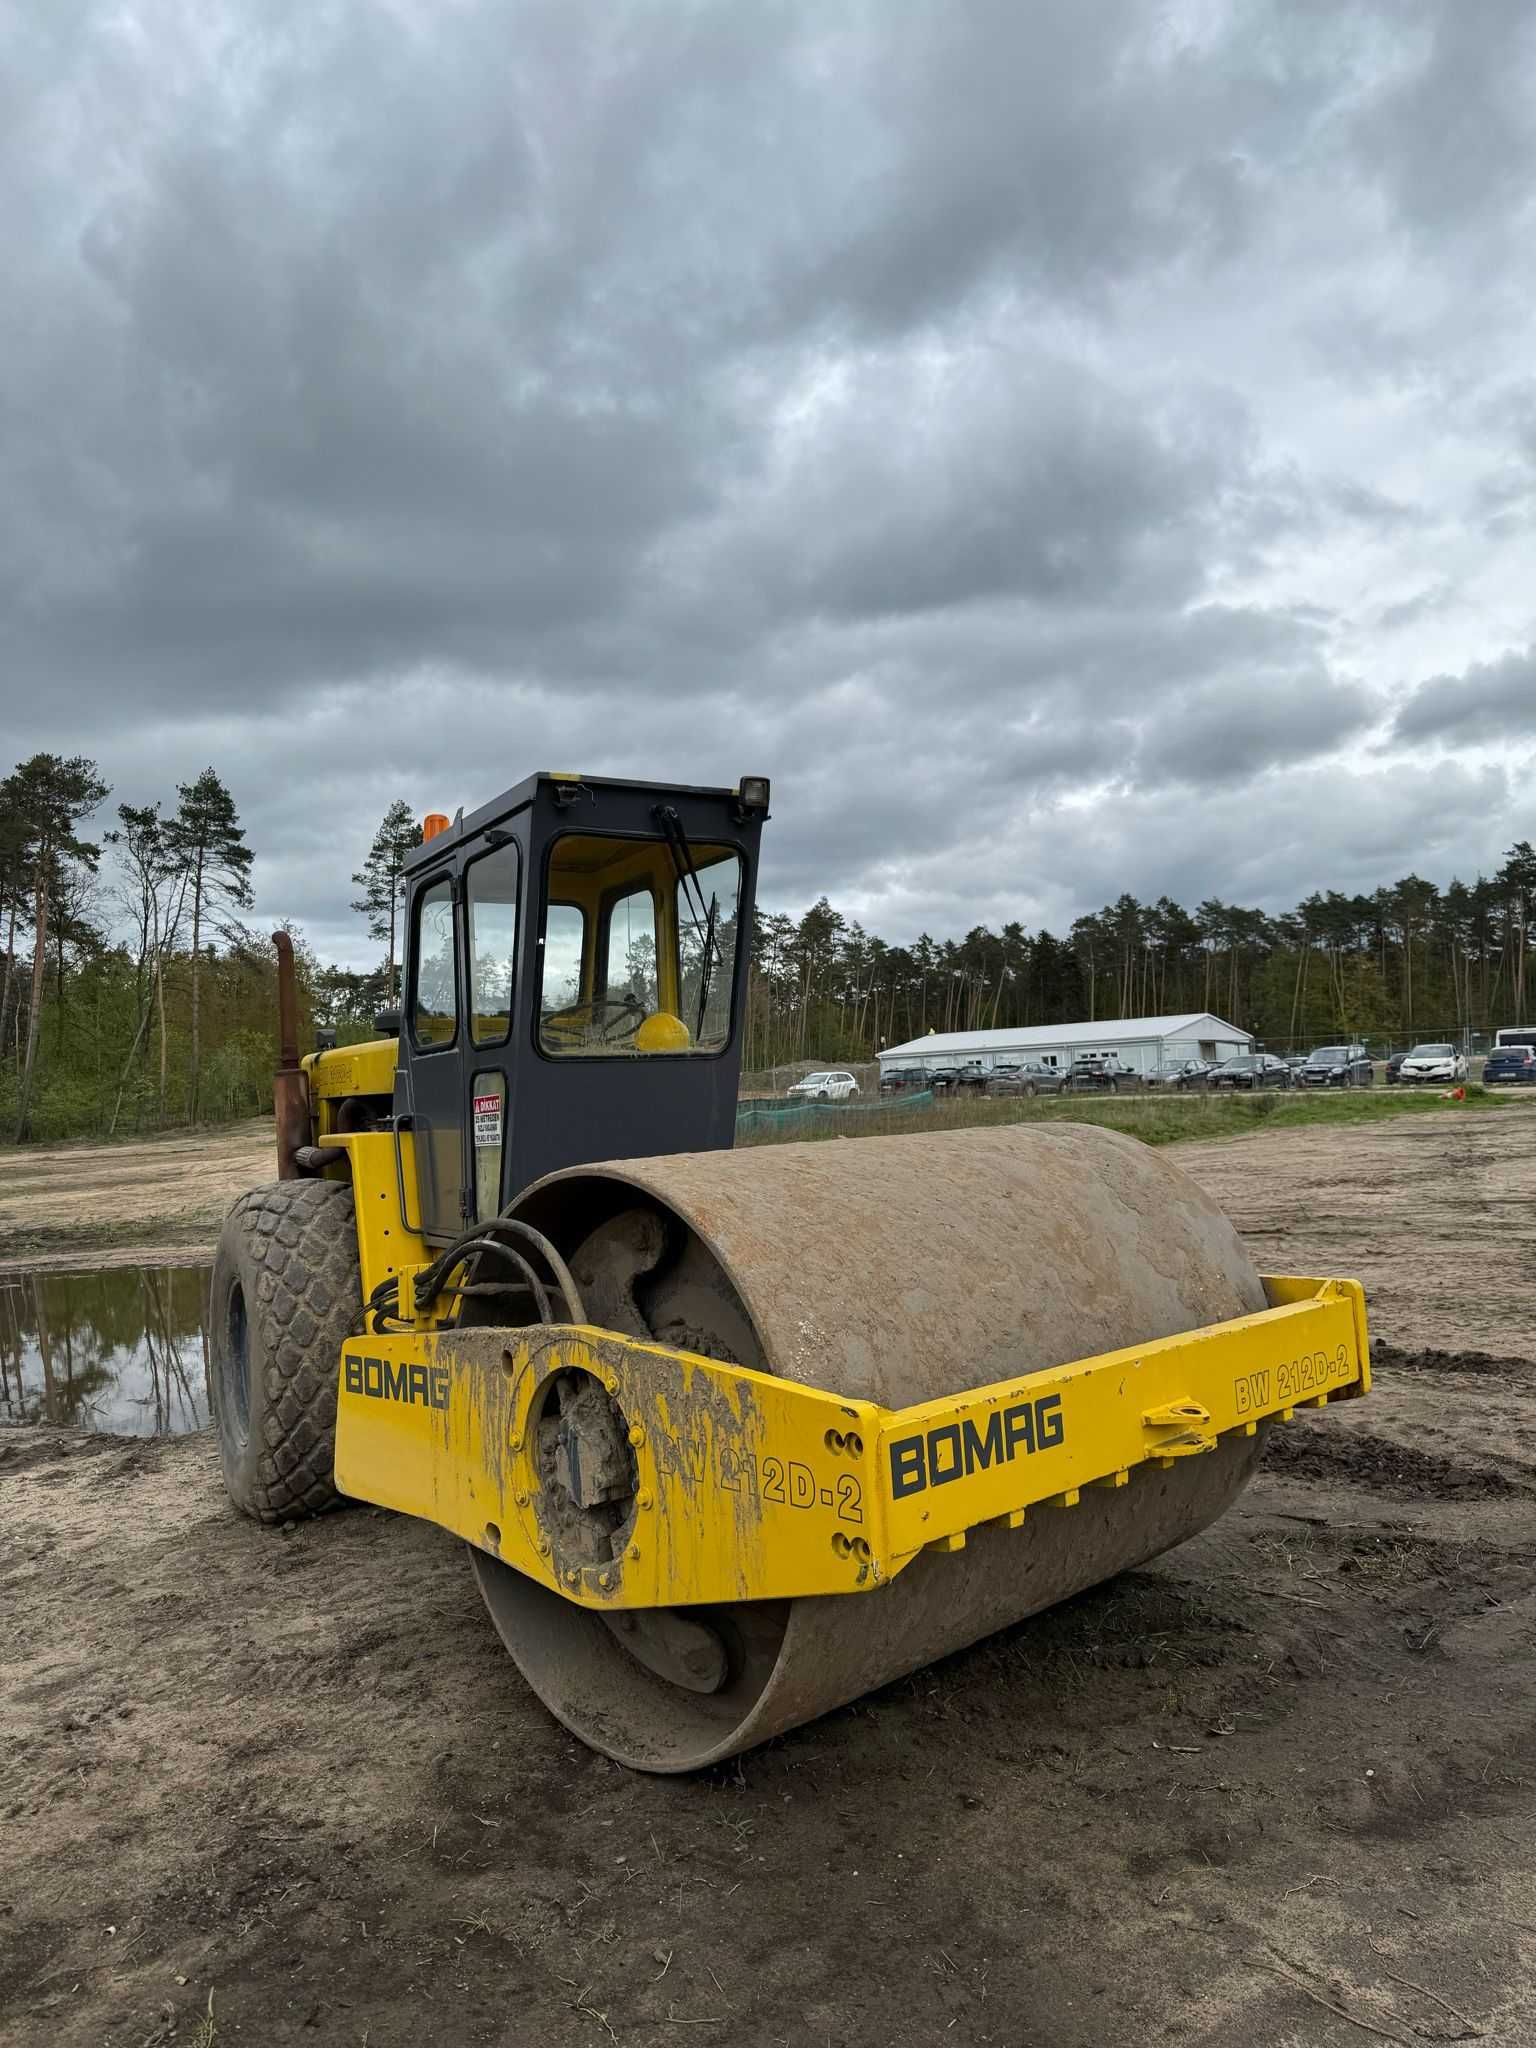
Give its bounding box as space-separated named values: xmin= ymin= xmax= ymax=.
xmin=735 ymin=1082 xmax=1522 ymax=1149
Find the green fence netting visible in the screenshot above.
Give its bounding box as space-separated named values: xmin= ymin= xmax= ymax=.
xmin=735 ymin=1089 xmax=936 ymax=1134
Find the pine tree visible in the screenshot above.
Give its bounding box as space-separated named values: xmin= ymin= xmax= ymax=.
xmin=166 ymin=769 xmax=254 ymax=1122
xmin=351 ymin=801 xmax=424 ymax=1003
xmin=9 ymin=754 xmax=109 ymax=1140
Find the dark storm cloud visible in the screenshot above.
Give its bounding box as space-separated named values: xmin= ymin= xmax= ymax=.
xmin=2 ymin=0 xmax=1534 ymax=962
xmin=1392 ymin=646 xmax=1536 ymax=744
xmin=1138 ymin=673 xmax=1376 ymax=788
xmin=693 ymin=349 xmax=1250 ymax=626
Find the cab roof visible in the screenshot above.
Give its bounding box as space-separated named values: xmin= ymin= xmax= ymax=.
xmin=401 ymin=770 xmax=753 ymax=873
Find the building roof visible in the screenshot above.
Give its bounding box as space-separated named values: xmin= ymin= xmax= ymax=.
xmin=878 ymin=1014 xmax=1250 ymax=1061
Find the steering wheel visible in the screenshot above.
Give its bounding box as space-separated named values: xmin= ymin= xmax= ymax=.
xmin=545 ymin=995 xmax=649 ymax=1044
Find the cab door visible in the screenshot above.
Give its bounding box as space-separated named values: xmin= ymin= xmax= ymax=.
xmin=405 ymin=868 xmax=467 ymax=1239
xmin=461 ymin=837 xmax=522 ymax=1222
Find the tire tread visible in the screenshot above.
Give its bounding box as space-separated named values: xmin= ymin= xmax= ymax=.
xmin=216 ymin=1180 xmax=360 ymax=1524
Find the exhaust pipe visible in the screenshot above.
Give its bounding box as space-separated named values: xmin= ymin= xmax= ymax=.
xmin=272 ymin=930 xmax=310 ymax=1181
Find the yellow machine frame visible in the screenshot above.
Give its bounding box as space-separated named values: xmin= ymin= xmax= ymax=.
xmin=311 ymin=1124 xmax=1370 ymax=1611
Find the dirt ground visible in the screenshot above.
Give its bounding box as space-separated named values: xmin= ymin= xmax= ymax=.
xmin=0 ymin=1123 xmax=273 ymax=1272
xmin=4 ymin=1107 xmax=1536 ymax=2046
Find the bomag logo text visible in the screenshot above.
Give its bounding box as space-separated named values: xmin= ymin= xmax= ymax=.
xmin=889 ymin=1393 xmax=1064 ymax=1499
xmin=344 ymin=1353 xmax=449 ymax=1412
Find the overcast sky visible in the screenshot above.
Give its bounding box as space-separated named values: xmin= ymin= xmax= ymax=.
xmin=4 ymin=0 xmax=1534 ymax=967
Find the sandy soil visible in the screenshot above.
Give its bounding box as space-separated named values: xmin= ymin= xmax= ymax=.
xmin=1176 ymin=1107 xmax=1536 ymax=1359
xmin=0 ymin=1123 xmax=273 ymax=1271
xmin=3 ymin=1110 xmax=1536 ymax=2046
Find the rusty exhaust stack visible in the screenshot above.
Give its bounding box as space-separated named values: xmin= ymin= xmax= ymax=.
xmin=272 ymin=929 xmax=310 ymax=1181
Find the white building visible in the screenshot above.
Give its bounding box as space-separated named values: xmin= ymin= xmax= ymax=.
xmin=877 ymin=1013 xmax=1253 ymax=1082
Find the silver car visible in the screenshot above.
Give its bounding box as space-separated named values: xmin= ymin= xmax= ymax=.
xmin=984 ymin=1060 xmax=1066 ymax=1098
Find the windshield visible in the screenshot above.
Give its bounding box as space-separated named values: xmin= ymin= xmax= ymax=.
xmin=1308 ymin=1047 xmax=1348 ymax=1062
xmin=1410 ymin=1044 xmax=1454 ymax=1057
xmin=539 ymin=832 xmax=743 ymax=1057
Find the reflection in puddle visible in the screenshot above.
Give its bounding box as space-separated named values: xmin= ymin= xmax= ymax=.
xmin=0 ymin=1266 xmax=212 ymax=1436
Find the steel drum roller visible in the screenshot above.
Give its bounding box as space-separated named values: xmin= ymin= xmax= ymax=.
xmin=471 ymin=1124 xmax=1269 ymax=1770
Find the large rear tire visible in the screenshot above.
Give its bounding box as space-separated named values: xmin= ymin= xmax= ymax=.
xmin=208 ymin=1180 xmax=361 ymax=1524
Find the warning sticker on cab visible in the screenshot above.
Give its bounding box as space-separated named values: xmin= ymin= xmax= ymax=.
xmin=472 ymin=1093 xmax=503 ymax=1149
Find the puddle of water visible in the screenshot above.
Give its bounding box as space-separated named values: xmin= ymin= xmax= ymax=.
xmin=0 ymin=1266 xmax=212 ymax=1437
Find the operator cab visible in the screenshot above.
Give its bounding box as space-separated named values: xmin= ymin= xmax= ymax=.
xmin=397 ymin=770 xmax=768 ymax=1243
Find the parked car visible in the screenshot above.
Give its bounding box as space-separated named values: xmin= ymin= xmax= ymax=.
xmin=1383 ymin=1049 xmax=1409 ymax=1085
xmin=932 ymin=1060 xmax=990 ymax=1094
xmin=1397 ymin=1043 xmax=1467 ymax=1085
xmin=1207 ymin=1053 xmax=1294 ymax=1091
xmin=1299 ymin=1044 xmax=1373 ymax=1087
xmin=1283 ymin=1054 xmax=1311 ymax=1082
xmin=1482 ymin=1044 xmax=1536 ymax=1086
xmin=1064 ymin=1054 xmax=1129 ymax=1094
xmin=787 ymin=1069 xmax=859 ymax=1101
xmin=985 ymin=1060 xmax=1066 ymax=1098
xmin=1158 ymin=1059 xmax=1216 ymax=1091
xmin=879 ymin=1065 xmax=934 ymax=1096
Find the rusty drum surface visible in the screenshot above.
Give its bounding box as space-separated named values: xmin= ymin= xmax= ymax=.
xmin=470 ymin=1124 xmax=1269 ymax=1770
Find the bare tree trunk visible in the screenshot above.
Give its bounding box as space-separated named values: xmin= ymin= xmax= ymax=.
xmin=0 ymin=900 xmax=16 ymax=1054
xmin=54 ymin=924 xmax=66 ymax=1041
xmin=109 ymin=992 xmax=155 ymax=1137
xmin=14 ymin=867 xmax=50 ymax=1141
xmin=156 ymin=954 xmax=169 ymax=1118
xmin=189 ymin=850 xmax=205 ymax=1121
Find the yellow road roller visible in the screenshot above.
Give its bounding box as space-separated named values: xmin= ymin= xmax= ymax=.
xmin=210 ymin=770 xmax=1370 ymax=1772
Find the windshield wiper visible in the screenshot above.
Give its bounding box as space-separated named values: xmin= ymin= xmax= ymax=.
xmin=654 ymin=804 xmax=724 ymax=1038
xmin=695 ymin=891 xmax=720 ymax=1039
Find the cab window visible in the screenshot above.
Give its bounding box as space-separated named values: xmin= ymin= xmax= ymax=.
xmin=538 ymin=833 xmax=743 ymax=1056
xmin=466 ymin=840 xmax=520 ymax=1046
xmin=540 ymin=903 xmax=587 ymax=1015
xmin=410 ymin=877 xmax=458 ymax=1048
xmin=604 ymin=887 xmax=659 ymax=1011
